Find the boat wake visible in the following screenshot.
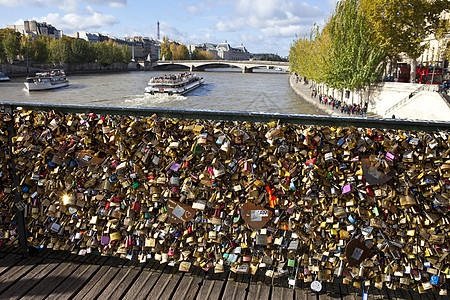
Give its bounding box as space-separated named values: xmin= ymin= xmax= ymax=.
xmin=124 ymin=93 xmax=187 ymax=106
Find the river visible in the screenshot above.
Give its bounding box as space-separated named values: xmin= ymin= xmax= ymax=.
xmin=0 ymin=69 xmax=320 ymax=114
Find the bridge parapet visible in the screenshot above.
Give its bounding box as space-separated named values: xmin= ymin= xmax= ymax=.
xmin=152 ymin=60 xmax=290 ymax=72
xmin=1 ymin=101 xmax=448 ymax=295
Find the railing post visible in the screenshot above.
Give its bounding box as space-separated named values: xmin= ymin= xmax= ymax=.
xmin=4 ymin=105 xmax=29 ymax=257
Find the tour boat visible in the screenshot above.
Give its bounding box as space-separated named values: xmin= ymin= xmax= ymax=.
xmin=0 ymin=72 xmax=10 ymax=82
xmin=144 ymin=72 xmax=203 ymax=95
xmin=24 ymin=69 xmax=69 ymax=91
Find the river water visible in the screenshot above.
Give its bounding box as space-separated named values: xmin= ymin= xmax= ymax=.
xmin=0 ymin=69 xmax=319 ymax=114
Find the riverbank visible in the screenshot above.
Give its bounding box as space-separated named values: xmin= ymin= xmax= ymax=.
xmin=289 ymin=75 xmax=383 ymax=118
xmin=0 ymin=62 xmax=137 ymax=78
xmin=289 ymin=75 xmax=348 ymax=116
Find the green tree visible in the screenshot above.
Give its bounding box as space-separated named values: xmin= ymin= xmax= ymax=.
xmin=49 ymin=36 xmax=72 ymax=65
xmin=0 ymin=28 xmax=21 ymax=64
xmin=360 ymin=0 xmax=450 ymax=82
xmin=120 ymin=44 xmax=132 ymax=63
xmin=71 ymin=38 xmax=91 ymax=63
xmin=160 ymin=36 xmax=172 ymax=60
xmin=327 ymin=0 xmax=386 ymax=91
xmin=30 ymin=35 xmax=50 ymax=63
xmin=93 ymin=41 xmax=112 ymax=65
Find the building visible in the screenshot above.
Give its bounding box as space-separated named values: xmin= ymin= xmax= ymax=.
xmin=68 ymin=31 xmax=109 ymax=43
xmin=7 ymin=20 xmax=62 ymax=39
xmin=396 ymin=11 xmax=450 ymax=83
xmin=124 ymin=36 xmax=161 ymax=61
xmin=215 ymin=43 xmax=250 ymax=60
xmin=187 ymin=42 xmax=250 ymax=60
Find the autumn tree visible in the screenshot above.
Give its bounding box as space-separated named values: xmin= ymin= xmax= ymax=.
xmin=160 ymin=36 xmax=172 ymax=60
xmin=173 ymin=44 xmax=189 ymax=60
xmin=360 ymin=0 xmax=450 ymax=82
xmin=191 ymin=49 xmax=215 ymax=60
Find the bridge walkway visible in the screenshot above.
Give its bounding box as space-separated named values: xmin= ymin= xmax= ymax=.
xmin=0 ymin=246 xmax=442 ymax=300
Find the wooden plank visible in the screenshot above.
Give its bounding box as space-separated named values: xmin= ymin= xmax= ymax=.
xmin=0 ymin=254 xmax=22 ymax=276
xmin=196 ymin=279 xmax=226 ymax=300
xmin=295 ymin=287 xmax=317 ymax=300
xmin=96 ymin=267 xmax=131 ymax=300
xmin=171 ymin=275 xmax=203 ymax=300
xmin=0 ymin=259 xmax=60 ymax=300
xmin=71 ymin=265 xmax=113 ymax=300
xmin=248 ymin=283 xmax=270 ymax=300
xmin=45 ymin=263 xmax=102 ymax=300
xmin=272 ymin=286 xmax=294 ymax=300
xmin=75 ymin=265 xmax=119 ymax=300
xmin=134 ymin=263 xmax=167 ymax=300
xmin=146 ymin=272 xmax=173 ymax=299
xmin=235 ymin=282 xmax=248 ymax=300
xmin=108 ymin=268 xmax=140 ymax=299
xmin=222 ymin=279 xmax=239 ymax=299
xmin=0 ymin=256 xmax=42 ymax=294
xmin=122 ymin=270 xmax=155 ymax=300
xmin=159 ymin=273 xmax=184 ymax=300
xmin=21 ymin=261 xmax=81 ymax=300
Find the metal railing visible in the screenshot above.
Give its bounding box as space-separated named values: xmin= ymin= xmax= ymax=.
xmin=384 ymin=84 xmax=440 ymax=116
xmin=1 ymin=101 xmax=450 ymax=132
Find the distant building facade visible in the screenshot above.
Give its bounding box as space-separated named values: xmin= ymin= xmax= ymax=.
xmin=187 ymin=42 xmax=250 ymax=60
xmin=7 ymin=20 xmax=62 ymax=39
xmin=68 ymin=31 xmax=109 ymax=43
xmin=124 ymin=36 xmax=161 ymax=61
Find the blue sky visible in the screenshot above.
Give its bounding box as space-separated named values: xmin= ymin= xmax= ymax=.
xmin=0 ymin=0 xmax=337 ymax=56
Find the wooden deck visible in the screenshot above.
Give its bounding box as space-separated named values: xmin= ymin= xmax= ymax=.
xmin=0 ymin=246 xmax=445 ymax=300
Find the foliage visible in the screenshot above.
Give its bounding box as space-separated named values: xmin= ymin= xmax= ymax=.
xmin=360 ymin=0 xmax=450 ymax=80
xmin=290 ymin=0 xmax=387 ymax=92
xmin=327 ymin=0 xmax=386 ymax=90
xmin=71 ymin=38 xmax=93 ymax=64
xmin=173 ymin=44 xmax=190 ymax=60
xmin=160 ymin=36 xmax=172 ymax=60
xmin=0 ymin=27 xmax=132 ymax=66
xmin=191 ymin=49 xmax=215 ymax=60
xmin=0 ymin=28 xmax=21 ymax=63
xmin=289 ymin=24 xmax=332 ymax=85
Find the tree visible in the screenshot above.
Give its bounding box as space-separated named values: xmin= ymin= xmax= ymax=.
xmin=29 ymin=35 xmax=50 ymax=63
xmin=93 ymin=41 xmax=112 ymax=65
xmin=160 ymin=36 xmax=172 ymax=60
xmin=0 ymin=28 xmax=21 ymax=64
xmin=192 ymin=49 xmax=214 ymax=60
xmin=120 ymin=44 xmax=132 ymax=63
xmin=327 ymin=0 xmax=386 ymax=91
xmin=174 ymin=45 xmax=189 ymax=60
xmin=360 ymin=0 xmax=450 ymax=82
xmin=49 ymin=36 xmax=72 ymax=65
xmin=71 ymin=38 xmax=91 ymax=64
xmin=169 ymin=43 xmax=177 ymax=59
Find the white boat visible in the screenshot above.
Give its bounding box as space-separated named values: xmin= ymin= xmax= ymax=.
xmin=0 ymin=72 xmax=10 ymax=82
xmin=24 ymin=69 xmax=69 ymax=91
xmin=144 ymin=72 xmax=203 ymax=95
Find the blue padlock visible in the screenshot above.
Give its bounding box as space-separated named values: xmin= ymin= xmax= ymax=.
xmin=431 ymin=275 xmax=440 ymax=285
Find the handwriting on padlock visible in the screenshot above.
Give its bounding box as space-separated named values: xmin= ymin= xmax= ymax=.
xmin=166 ymin=199 xmax=196 ymax=223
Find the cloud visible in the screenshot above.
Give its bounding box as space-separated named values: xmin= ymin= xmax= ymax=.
xmin=183 ymin=0 xmax=214 ymax=16
xmin=215 ymin=0 xmax=323 ymax=38
xmin=0 ymin=0 xmax=126 ymax=11
xmin=38 ymin=6 xmax=119 ymax=32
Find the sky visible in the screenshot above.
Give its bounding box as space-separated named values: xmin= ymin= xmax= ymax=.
xmin=0 ymin=0 xmax=337 ymax=57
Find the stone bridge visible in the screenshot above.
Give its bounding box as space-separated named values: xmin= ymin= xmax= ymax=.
xmin=150 ymin=60 xmax=290 ymax=73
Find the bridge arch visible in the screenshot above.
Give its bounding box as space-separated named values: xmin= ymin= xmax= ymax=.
xmin=151 ymin=60 xmax=290 ymax=73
